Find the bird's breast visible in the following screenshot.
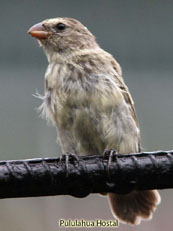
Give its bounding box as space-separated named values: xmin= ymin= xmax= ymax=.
xmin=44 ymin=62 xmax=124 ymax=126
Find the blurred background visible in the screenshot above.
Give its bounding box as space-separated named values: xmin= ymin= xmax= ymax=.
xmin=0 ymin=0 xmax=173 ymax=230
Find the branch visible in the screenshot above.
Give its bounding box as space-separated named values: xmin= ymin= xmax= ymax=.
xmin=0 ymin=150 xmax=172 ymax=199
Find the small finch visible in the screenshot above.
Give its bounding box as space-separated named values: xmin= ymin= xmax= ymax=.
xmin=28 ymin=17 xmax=160 ymax=225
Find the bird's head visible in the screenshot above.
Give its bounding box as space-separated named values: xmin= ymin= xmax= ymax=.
xmin=28 ymin=17 xmax=98 ymax=62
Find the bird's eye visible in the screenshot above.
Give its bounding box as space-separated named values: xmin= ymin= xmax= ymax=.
xmin=56 ymin=23 xmax=66 ymax=31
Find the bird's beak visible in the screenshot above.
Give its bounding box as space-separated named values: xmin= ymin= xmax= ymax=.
xmin=28 ymin=22 xmax=51 ymax=39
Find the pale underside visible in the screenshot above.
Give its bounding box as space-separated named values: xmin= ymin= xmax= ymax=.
xmin=41 ymin=49 xmax=140 ymax=156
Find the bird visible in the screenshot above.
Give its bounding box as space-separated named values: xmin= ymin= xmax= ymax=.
xmin=28 ymin=17 xmax=160 ymax=225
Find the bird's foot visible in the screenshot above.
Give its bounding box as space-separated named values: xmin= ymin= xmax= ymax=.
xmin=103 ymin=149 xmax=117 ymax=180
xmin=59 ymin=153 xmax=79 ymax=178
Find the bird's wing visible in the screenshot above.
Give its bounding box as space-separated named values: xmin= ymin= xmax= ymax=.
xmin=111 ymin=59 xmax=140 ymax=128
xmin=111 ymin=59 xmax=141 ymax=151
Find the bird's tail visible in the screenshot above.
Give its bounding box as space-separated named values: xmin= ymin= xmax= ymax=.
xmin=107 ymin=190 xmax=160 ymax=225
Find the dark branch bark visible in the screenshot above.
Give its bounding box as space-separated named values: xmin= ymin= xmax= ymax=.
xmin=0 ymin=150 xmax=173 ymax=199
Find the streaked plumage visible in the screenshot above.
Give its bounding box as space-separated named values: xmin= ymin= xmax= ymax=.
xmin=28 ymin=17 xmax=160 ymax=225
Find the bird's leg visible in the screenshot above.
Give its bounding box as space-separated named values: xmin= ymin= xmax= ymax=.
xmin=59 ymin=152 xmax=80 ymax=178
xmin=59 ymin=153 xmax=69 ymax=177
xmin=99 ymin=149 xmax=117 ymax=196
xmin=103 ymin=149 xmax=117 ymax=180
